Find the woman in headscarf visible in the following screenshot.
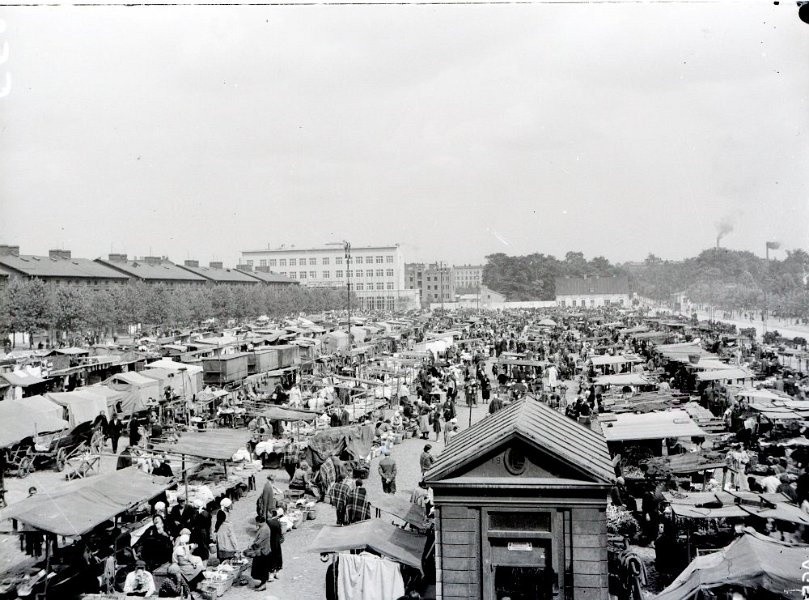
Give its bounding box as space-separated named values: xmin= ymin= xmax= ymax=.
xmin=249 ymin=515 xmax=273 ymax=591
xmin=172 ymin=528 xmax=204 ymax=585
xmin=289 ymin=461 xmax=320 ymax=499
xmin=267 ymin=508 xmax=284 ymax=581
xmin=214 ymin=504 xmax=239 ymax=561
xmin=137 ymin=514 xmax=173 ymax=570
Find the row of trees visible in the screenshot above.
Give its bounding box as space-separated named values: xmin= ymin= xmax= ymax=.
xmin=482 ymin=248 xmax=809 ymax=318
xmin=0 ymin=279 xmax=351 ymax=347
xmin=483 ymin=251 xmax=624 ymax=300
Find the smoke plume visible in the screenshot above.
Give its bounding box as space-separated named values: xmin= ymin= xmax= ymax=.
xmin=715 ymin=217 xmax=734 ymax=248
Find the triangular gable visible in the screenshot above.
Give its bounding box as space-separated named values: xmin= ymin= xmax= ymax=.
xmin=425 ymin=398 xmax=614 ymax=484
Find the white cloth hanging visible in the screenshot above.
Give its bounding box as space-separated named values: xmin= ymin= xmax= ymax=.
xmin=336 ymin=552 xmax=404 ymax=600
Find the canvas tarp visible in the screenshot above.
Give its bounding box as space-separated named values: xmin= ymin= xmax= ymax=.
xmin=306 ymin=424 xmax=374 ymax=470
xmin=371 ymin=495 xmax=428 ymax=529
xmin=308 ymin=520 xmax=427 ymax=570
xmin=46 ymin=389 xmax=110 ymax=427
xmin=655 ymin=530 xmax=808 ymax=600
xmin=0 ymin=467 xmax=172 ymax=536
xmin=153 ymin=429 xmax=252 ymax=461
xmin=322 ymin=331 xmax=350 ymax=354
xmin=600 ymin=410 xmax=706 ymax=442
xmin=105 ymin=372 xmax=160 ymax=412
xmin=12 ymin=394 xmax=65 ymax=422
xmin=86 ymin=385 xmax=129 ymax=415
xmin=0 ymin=400 xmax=69 ymax=448
xmin=594 ymin=373 xmax=652 ymax=387
xmin=259 ymin=405 xmax=321 ymax=422
xmin=145 ymin=359 xmax=203 ymax=397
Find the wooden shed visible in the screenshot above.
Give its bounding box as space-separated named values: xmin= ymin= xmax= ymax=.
xmin=202 ymin=353 xmax=249 ymax=385
xmin=424 ymin=397 xmax=614 ymax=600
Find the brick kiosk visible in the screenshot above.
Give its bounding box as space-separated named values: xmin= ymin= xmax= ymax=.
xmin=424 ymin=398 xmax=614 ymax=600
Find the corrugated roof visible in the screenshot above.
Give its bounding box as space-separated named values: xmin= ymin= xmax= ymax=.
xmin=555 ymin=276 xmax=629 ymax=296
xmin=424 ymin=397 xmax=614 ymax=484
xmin=0 ymin=254 xmax=129 ymax=280
xmin=179 ymin=265 xmax=258 ymax=284
xmin=239 ymin=269 xmax=299 ymax=284
xmin=96 ymin=258 xmax=206 ymax=282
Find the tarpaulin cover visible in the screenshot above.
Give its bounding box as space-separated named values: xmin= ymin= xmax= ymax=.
xmin=306 ymin=424 xmax=374 ymax=470
xmin=371 ymin=495 xmax=428 ymax=529
xmin=594 ymin=373 xmax=651 ymax=387
xmin=0 ymin=400 xmax=69 ymax=447
xmin=46 ymin=389 xmax=110 ymax=426
xmin=86 ymin=385 xmax=129 ymax=415
xmin=13 ymin=394 xmax=65 ymax=422
xmin=0 ymin=467 xmax=172 ymax=536
xmin=105 ymin=372 xmax=161 ymax=412
xmin=259 ymin=405 xmax=321 ymax=422
xmin=308 ymin=520 xmax=427 ymax=570
xmin=154 ymin=429 xmax=252 ymax=460
xmin=600 ymin=410 xmax=706 ymax=442
xmin=655 ymin=530 xmax=808 ymax=600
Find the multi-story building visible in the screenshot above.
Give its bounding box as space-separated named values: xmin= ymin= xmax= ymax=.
xmin=405 ymin=263 xmax=426 ymax=293
xmin=0 ymin=246 xmax=130 ymax=289
xmin=453 ymin=264 xmax=483 ymax=293
xmin=422 ymin=263 xmax=455 ymax=305
xmin=241 ymin=244 xmax=418 ymax=311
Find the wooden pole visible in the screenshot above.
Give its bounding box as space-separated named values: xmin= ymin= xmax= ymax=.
xmin=183 ymin=454 xmax=188 ymax=501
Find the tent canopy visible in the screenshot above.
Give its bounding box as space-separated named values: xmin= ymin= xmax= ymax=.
xmin=154 ymin=429 xmax=252 ymax=460
xmin=655 ymin=530 xmax=808 ymax=600
xmin=259 ymin=405 xmax=321 ymax=422
xmin=594 ymin=373 xmax=651 ymax=387
xmin=0 ymin=467 xmax=172 ymax=536
xmin=13 ymin=394 xmax=65 ymax=422
xmin=600 ymin=409 xmax=706 ymax=442
xmin=46 ymin=389 xmax=109 ymax=426
xmin=696 ymin=368 xmax=753 ymax=382
xmin=0 ymin=400 xmax=69 ymax=448
xmin=306 ymin=424 xmax=374 ymax=470
xmin=308 ymin=520 xmax=427 ymax=570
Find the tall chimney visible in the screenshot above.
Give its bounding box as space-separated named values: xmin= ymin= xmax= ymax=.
xmin=0 ymin=245 xmax=20 ymax=257
xmin=184 ymin=260 xmax=200 ymax=268
xmin=49 ymin=249 xmax=71 ymax=260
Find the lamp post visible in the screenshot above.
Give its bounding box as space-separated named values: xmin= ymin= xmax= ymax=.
xmin=764 ymin=241 xmax=781 ymax=336
xmin=326 ymin=241 xmax=352 ymax=347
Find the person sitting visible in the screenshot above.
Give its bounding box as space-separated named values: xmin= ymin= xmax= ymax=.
xmin=172 ymin=529 xmax=204 ymax=587
xmin=158 ymin=564 xmax=190 ymax=598
xmin=123 ymin=560 xmax=156 ymax=597
xmin=289 ymin=461 xmax=320 ymax=499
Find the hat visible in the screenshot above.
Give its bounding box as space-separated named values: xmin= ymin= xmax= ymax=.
xmin=135 ymin=560 xmax=146 ymax=569
xmin=177 ymin=496 xmax=186 ymax=503
xmin=154 ymin=501 xmax=166 ymax=510
xmin=179 ymin=528 xmax=191 ymax=536
xmin=220 ymin=498 xmax=232 ymax=508
xmin=779 ymin=473 xmax=790 ymax=483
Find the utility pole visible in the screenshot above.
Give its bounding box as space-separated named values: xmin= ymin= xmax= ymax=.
xmin=439 ymin=262 xmax=444 ymax=311
xmin=346 ymin=241 xmax=352 ymax=347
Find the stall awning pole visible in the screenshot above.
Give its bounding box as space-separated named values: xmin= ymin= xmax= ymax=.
xmin=183 ymin=454 xmax=188 ymax=501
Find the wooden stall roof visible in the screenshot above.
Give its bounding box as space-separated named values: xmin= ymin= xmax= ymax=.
xmin=425 ymin=397 xmax=614 ymax=484
xmin=154 ymin=429 xmax=251 ymax=460
xmin=590 ymin=354 xmax=642 ymax=367
xmin=696 ymin=368 xmax=753 ymax=382
xmin=599 ymin=409 xmax=706 ymax=442
xmin=308 ymin=520 xmax=427 ymax=570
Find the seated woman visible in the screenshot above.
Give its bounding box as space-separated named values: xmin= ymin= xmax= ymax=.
xmin=137 ymin=515 xmax=174 ymax=570
xmin=171 ymin=529 xmax=204 ymax=588
xmin=288 ymin=461 xmax=320 ymax=499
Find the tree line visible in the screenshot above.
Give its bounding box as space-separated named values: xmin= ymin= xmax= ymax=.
xmin=482 ymin=248 xmax=809 ymax=318
xmin=0 ymin=279 xmax=351 ymax=347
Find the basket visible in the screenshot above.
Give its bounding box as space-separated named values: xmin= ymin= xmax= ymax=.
xmin=284 ymin=489 xmax=305 ymax=501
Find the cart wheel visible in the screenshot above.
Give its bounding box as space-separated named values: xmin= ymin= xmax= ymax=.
xmin=55 ymin=448 xmax=66 ymax=472
xmin=17 ymin=456 xmax=32 ymax=478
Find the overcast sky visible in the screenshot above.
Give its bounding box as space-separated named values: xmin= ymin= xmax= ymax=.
xmin=1 ymin=0 xmax=807 ymax=268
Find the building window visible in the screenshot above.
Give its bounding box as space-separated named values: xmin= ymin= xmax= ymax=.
xmin=279 ymin=259 xmax=286 ymax=267
xmin=336 ymin=270 xmax=343 ymax=278
xmin=386 ymin=256 xmax=393 ymax=263
xmin=386 ymin=296 xmax=395 ymax=309
xmin=247 ymin=260 xmax=254 ymax=267
xmin=335 ymin=257 xmax=343 ymax=265
xmin=289 ymin=258 xmax=296 ymax=266
xmin=376 ymin=282 xmax=384 ymax=290
xmin=299 ymin=271 xmax=307 ymax=279
xmin=376 ymin=269 xmax=383 ymax=277
xmin=269 ymin=259 xmax=277 ymax=267
xmin=309 ymin=271 xmax=316 ymax=278
xmin=309 ymin=258 xmax=316 ymax=265
xmin=322 ymin=257 xmax=329 ymax=265
xmin=279 ymin=271 xmax=286 ymax=276
xmin=288 ymin=272 xmax=296 ymax=279
xmin=346 ymin=270 xmax=352 ymax=278
xmin=376 ymin=256 xmax=383 ymax=264
xmin=322 ymin=271 xmax=330 ymax=278
xmin=386 ymin=269 xmax=393 ymax=277
xmin=366 ymin=269 xmax=373 ymax=277
xmin=376 ymin=297 xmax=385 ymax=309
xmin=355 ymin=283 xmax=364 ymax=291
xmin=386 ymin=282 xmax=394 ymax=290
xmin=260 ymin=259 xmax=267 ymax=267
xmin=355 ymin=256 xmax=363 ymax=264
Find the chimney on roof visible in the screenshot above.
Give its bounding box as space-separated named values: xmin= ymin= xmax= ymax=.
xmin=108 ymin=253 xmax=128 ymax=262
xmin=184 ymin=259 xmax=199 ymax=268
xmin=209 ymin=261 xmax=223 ymax=269
xmin=236 ymin=263 xmax=252 ymax=271
xmin=49 ymin=249 xmax=71 ymax=260
xmin=144 ymin=256 xmax=162 ymax=265
xmin=255 ymin=266 xmax=271 ymax=273
xmin=0 ymin=245 xmax=20 ymax=257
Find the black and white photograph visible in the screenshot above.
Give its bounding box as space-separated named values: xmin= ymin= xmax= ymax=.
xmin=0 ymin=0 xmax=808 ymax=598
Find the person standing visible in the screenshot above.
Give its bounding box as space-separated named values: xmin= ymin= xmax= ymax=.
xmin=344 ymin=480 xmax=371 ymax=524
xmin=330 ymin=475 xmax=352 ymax=526
xmin=420 ymin=445 xmax=435 ymax=476
xmin=430 ymin=407 xmax=442 ymax=442
xmin=214 ymin=500 xmax=239 ymax=561
xmin=257 ymin=473 xmax=276 ymax=521
xmin=267 ymin=508 xmax=284 ymax=581
xmin=249 ymin=515 xmax=273 ymax=591
xmin=107 ymin=414 xmax=124 ymax=454
xmin=378 ymin=451 xmax=398 ymax=494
